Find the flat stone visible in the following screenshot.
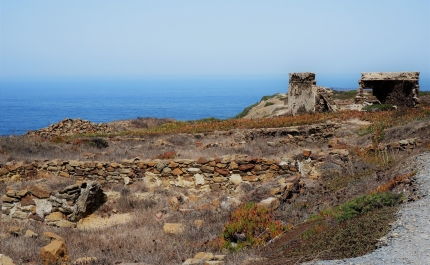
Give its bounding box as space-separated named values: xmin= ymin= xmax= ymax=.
xmin=163 ymin=223 xmax=185 ymax=235
xmin=46 ymin=212 xmax=65 ymax=222
xmin=0 ymin=254 xmax=15 ymax=265
xmin=29 ymin=184 xmax=51 ymax=198
xmin=2 ymin=195 xmax=18 ymax=203
xmin=215 ymin=168 xmax=229 ymax=176
xmin=194 ymin=252 xmax=214 ymax=261
xmin=25 ymin=229 xmax=39 ymax=238
xmin=12 ymin=210 xmax=28 ymax=219
xmin=257 ymin=197 xmax=280 ymax=211
xmin=21 ymin=195 xmax=36 ymax=206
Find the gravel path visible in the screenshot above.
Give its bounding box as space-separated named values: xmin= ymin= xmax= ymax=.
xmin=305 ymin=152 xmax=430 ymax=265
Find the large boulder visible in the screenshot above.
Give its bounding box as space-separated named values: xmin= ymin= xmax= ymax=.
xmin=40 ymin=239 xmax=70 ymax=265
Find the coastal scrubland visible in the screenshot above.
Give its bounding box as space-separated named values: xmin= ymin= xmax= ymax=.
xmin=1 ymin=93 xmax=430 ymax=264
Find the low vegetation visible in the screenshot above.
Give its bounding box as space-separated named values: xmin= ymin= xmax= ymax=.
xmin=1 ymin=100 xmax=430 ymax=264
xmin=219 ymin=202 xmax=287 ymax=251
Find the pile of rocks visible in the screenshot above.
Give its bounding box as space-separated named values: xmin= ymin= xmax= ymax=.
xmin=26 ymin=118 xmax=111 ymax=138
xmin=2 ymin=182 xmax=105 ymax=226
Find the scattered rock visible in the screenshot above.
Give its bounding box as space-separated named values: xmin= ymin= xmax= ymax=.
xmin=163 ymin=223 xmax=185 ymax=235
xmin=40 ymin=238 xmax=71 ymax=265
xmin=0 ymin=254 xmax=16 ymax=265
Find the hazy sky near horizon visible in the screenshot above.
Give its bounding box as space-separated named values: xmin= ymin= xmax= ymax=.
xmin=1 ymin=0 xmax=429 ymax=87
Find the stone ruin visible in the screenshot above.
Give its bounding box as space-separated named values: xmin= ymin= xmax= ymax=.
xmin=287 ymin=72 xmax=338 ymax=115
xmin=26 ymin=118 xmax=112 ymax=138
xmin=2 ymin=181 xmax=105 ymax=227
xmin=355 ymin=72 xmax=420 ymax=107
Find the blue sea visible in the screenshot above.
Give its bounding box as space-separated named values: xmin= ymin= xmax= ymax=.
xmin=0 ymin=76 xmax=291 ymax=136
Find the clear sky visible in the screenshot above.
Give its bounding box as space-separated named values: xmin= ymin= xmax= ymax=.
xmin=1 ymin=0 xmax=429 ymax=88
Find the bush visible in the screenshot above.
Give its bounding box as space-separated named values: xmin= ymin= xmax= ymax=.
xmin=88 ymin=138 xmax=109 ymax=148
xmin=264 ymin=102 xmax=275 ymax=107
xmin=334 ymin=192 xmax=400 ymax=222
xmin=363 ymin=104 xmax=393 ymax=112
xmin=220 ymin=202 xmax=286 ymax=251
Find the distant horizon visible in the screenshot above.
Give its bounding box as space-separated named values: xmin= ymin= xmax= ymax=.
xmin=1 ymin=73 xmax=429 ymax=91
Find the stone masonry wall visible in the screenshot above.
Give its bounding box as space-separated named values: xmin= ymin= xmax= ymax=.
xmin=2 ymin=181 xmax=104 ymax=227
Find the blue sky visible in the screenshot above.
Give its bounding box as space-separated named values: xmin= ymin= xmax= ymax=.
xmin=1 ymin=0 xmax=429 ymax=88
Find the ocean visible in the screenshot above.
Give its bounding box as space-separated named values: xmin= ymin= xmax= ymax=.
xmin=0 ymin=77 xmax=290 ymax=136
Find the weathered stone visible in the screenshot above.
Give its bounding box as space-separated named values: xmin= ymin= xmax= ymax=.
xmin=35 ymin=199 xmax=53 ymax=217
xmin=204 ymin=261 xmax=224 ymax=265
xmin=303 ymin=149 xmax=312 ymax=157
xmin=12 ymin=210 xmax=28 ymax=219
xmin=16 ymin=189 xmax=28 ymax=197
xmin=172 ymin=168 xmax=183 ymax=175
xmin=355 ymin=72 xmax=420 ymax=107
xmin=288 ymin=72 xmax=338 ymax=115
xmin=0 ymin=167 xmax=9 ymax=175
xmin=9 ymin=226 xmax=25 ymax=236
xmin=194 ymin=219 xmax=204 ymax=228
xmin=2 ymin=195 xmax=18 ymax=203
xmin=183 ymin=258 xmax=204 ymax=265
xmin=197 ymin=157 xmax=209 ymax=164
xmin=188 ymin=168 xmax=201 ymax=173
xmin=46 ymin=212 xmax=65 ymax=222
xmin=43 ymin=232 xmax=64 ymax=242
xmin=163 ymin=223 xmax=185 ymax=235
xmin=21 ymin=195 xmax=36 ymax=206
xmin=194 ymin=174 xmax=206 ymax=186
xmin=257 ymin=197 xmax=280 ymax=211
xmin=68 ymin=182 xmax=104 ymax=222
xmin=30 ymin=184 xmax=51 ymax=198
xmin=229 ymin=174 xmax=242 ymax=185
xmin=242 ymin=175 xmax=259 ymax=182
xmin=238 ymin=164 xmax=255 ymax=171
xmin=40 ymin=239 xmax=70 ymax=265
xmin=73 ymin=257 xmax=98 ymax=265
xmin=25 ymin=229 xmax=39 ymax=238
xmin=201 ymin=165 xmax=215 ymax=173
xmin=0 ymin=254 xmax=15 ymax=265
xmin=215 ymin=168 xmax=229 ymax=176
xmin=194 ymin=252 xmax=214 ymax=261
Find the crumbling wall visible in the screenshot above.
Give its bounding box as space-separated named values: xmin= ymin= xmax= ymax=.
xmin=1 ymin=182 xmax=105 ymax=227
xmin=288 ymin=73 xmax=338 ymax=115
xmin=288 ymin=72 xmax=316 ymax=115
xmin=355 ymin=72 xmax=420 ymax=107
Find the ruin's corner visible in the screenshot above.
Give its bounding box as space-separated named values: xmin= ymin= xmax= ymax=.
xmin=355 ymin=72 xmax=420 ymax=107
xmin=287 ymin=72 xmax=338 ymax=115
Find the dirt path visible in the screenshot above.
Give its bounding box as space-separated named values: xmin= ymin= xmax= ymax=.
xmin=304 ymin=152 xmax=430 ymax=265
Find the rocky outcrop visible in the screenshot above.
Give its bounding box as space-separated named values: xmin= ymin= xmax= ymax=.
xmin=26 ymin=118 xmax=111 ymax=138
xmin=2 ymin=182 xmax=105 ymax=225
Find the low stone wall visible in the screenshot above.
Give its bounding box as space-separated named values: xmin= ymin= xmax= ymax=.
xmin=2 ymin=182 xmax=104 ymax=226
xmin=0 ymin=155 xmax=304 ymax=189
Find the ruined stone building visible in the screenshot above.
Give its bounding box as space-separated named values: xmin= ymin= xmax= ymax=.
xmin=287 ymin=72 xmax=338 ymax=115
xmin=355 ymin=72 xmax=420 ymax=107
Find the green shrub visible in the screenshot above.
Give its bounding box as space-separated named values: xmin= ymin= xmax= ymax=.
xmin=220 ymin=202 xmax=286 ymax=251
xmin=334 ymin=192 xmax=400 ymax=222
xmin=264 ymin=102 xmax=275 ymax=107
xmin=88 ymin=138 xmax=109 ymax=148
xmin=362 ymin=104 xmax=393 ymax=112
